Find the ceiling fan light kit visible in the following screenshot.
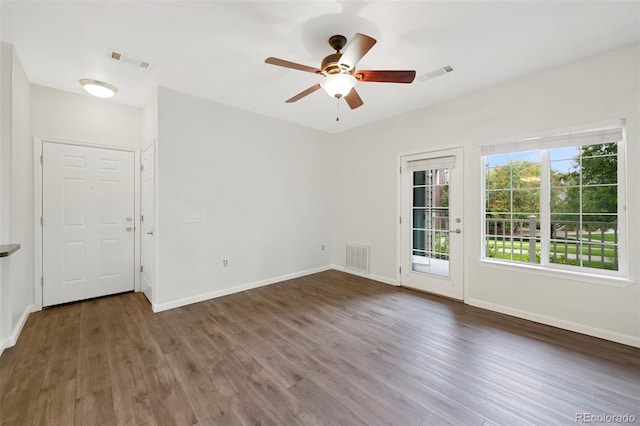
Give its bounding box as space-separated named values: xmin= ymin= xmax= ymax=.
xmin=265 ymin=33 xmax=416 ymax=118
xmin=320 ymin=73 xmax=356 ymax=98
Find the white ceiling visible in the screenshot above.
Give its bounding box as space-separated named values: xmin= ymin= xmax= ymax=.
xmin=2 ymin=1 xmax=639 ymax=133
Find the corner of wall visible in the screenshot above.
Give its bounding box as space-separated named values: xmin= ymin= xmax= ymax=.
xmin=0 ymin=43 xmax=36 ymax=353
xmin=0 ymin=304 xmax=36 ymax=355
xmin=0 ymin=42 xmax=15 ymax=350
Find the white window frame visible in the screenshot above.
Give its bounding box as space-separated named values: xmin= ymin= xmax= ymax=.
xmin=480 ymin=119 xmax=628 ymax=281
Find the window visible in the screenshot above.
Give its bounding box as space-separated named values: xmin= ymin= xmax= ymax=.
xmin=482 ymin=123 xmax=626 ymax=277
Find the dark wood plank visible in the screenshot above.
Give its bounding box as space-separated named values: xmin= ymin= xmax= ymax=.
xmin=40 ymin=303 xmax=81 ymax=389
xmin=31 ymin=378 xmax=76 ymax=426
xmin=164 ymin=348 xmax=230 ymax=423
xmin=1 ymin=271 xmax=639 ymax=426
xmin=101 ymin=296 xmax=157 ymax=426
xmin=141 ymin=364 xmax=198 ymax=426
xmin=132 ymin=293 xmax=181 ymax=356
xmin=209 ymin=291 xmax=433 ymax=425
xmin=0 ymin=313 xmax=37 ymax=389
xmin=1 ymin=309 xmax=60 ymax=425
xmin=75 ymin=300 xmax=111 ymax=398
xmin=120 ymin=294 xmax=166 ymax=374
xmin=74 ymin=388 xmax=116 ymax=426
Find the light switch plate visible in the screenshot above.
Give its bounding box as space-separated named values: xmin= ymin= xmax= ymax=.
xmin=183 ymin=215 xmax=201 ymax=223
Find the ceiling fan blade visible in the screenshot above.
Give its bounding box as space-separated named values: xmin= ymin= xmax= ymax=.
xmin=285 ymin=83 xmax=322 ymax=103
xmin=265 ymin=57 xmax=321 ymax=74
xmin=338 ymin=33 xmax=377 ymax=70
xmin=344 ymin=88 xmax=364 ymax=110
xmin=356 ymin=70 xmax=416 ymax=83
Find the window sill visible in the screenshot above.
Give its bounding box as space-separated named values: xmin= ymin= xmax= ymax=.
xmin=478 ymin=258 xmax=634 ymax=288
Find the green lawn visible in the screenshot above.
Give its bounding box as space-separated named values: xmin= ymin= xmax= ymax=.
xmin=486 ymin=238 xmax=617 ymax=270
xmin=486 ymin=239 xmax=616 ymax=259
xmin=561 ymin=233 xmax=616 ymax=243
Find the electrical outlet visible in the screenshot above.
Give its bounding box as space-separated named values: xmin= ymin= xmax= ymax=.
xmin=183 ymin=215 xmax=201 ymax=224
xmin=222 ymin=259 xmax=228 ymax=267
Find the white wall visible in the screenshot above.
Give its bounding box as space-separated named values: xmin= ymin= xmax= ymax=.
xmin=10 ymin=48 xmax=33 ymax=333
xmin=0 ymin=42 xmax=13 ymax=348
xmin=332 ymin=44 xmax=640 ymax=347
xmin=154 ymin=87 xmax=331 ymax=310
xmin=0 ymin=43 xmax=34 ymax=353
xmin=142 ymin=90 xmax=157 ymax=147
xmin=31 ymin=85 xmax=142 ymax=148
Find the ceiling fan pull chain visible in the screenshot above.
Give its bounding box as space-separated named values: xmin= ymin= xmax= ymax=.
xmin=336 ymin=98 xmax=340 ymax=122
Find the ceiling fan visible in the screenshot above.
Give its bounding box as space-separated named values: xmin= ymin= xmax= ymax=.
xmin=265 ymin=33 xmax=416 ymax=110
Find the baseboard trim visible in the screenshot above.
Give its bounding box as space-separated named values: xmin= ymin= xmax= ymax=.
xmin=152 ymin=265 xmax=333 ymax=313
xmin=467 ymin=298 xmax=640 ymax=348
xmin=0 ymin=304 xmax=37 ymax=355
xmin=330 ymin=265 xmax=399 ymax=287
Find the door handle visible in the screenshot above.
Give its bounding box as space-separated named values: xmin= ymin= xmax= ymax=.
xmin=448 ymin=228 xmax=461 ymax=234
xmin=146 ymin=231 xmax=154 ymax=235
xmin=126 ymin=226 xmax=134 ymax=232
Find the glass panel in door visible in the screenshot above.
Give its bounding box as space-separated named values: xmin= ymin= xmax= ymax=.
xmin=412 ymin=168 xmax=450 ymax=277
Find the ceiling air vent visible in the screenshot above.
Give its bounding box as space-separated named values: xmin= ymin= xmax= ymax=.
xmin=418 ymin=65 xmax=454 ymax=82
xmin=109 ymin=50 xmax=152 ymax=70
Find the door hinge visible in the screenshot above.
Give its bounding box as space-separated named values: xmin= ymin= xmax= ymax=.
xmin=399 ymin=166 xmax=402 ymax=174
xmin=140 ymin=164 xmax=144 ymax=172
xmin=140 ymin=265 xmax=144 ymax=273
xmin=41 ymin=277 xmax=43 ymax=287
xmin=40 ymin=216 xmax=43 ymax=225
xmin=141 ymin=215 xmax=144 ymax=222
xmin=399 ymin=266 xmax=402 ymax=274
xmin=40 ymin=155 xmax=43 ymax=165
xmin=399 ymin=216 xmax=402 ymax=224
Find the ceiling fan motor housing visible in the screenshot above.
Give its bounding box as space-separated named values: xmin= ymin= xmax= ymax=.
xmin=321 ymin=53 xmax=352 ymax=74
xmin=322 ymin=35 xmax=352 ymax=74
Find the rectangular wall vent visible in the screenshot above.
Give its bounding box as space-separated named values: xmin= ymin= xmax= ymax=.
xmin=418 ymin=65 xmax=454 ymax=82
xmin=109 ymin=50 xmax=152 ymax=70
xmin=346 ymin=244 xmax=370 ymax=273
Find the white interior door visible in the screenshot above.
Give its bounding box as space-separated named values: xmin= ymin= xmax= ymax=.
xmin=400 ymin=148 xmax=464 ymax=299
xmin=141 ymin=142 xmax=155 ymax=303
xmin=42 ymin=142 xmax=135 ymax=306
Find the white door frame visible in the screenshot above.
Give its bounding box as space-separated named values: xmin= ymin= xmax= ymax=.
xmin=140 ymin=139 xmax=157 ymax=306
xmin=396 ymin=146 xmax=465 ymax=299
xmin=33 ymin=136 xmax=141 ymax=310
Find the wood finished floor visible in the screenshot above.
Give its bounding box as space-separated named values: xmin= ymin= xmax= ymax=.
xmin=1 ymin=270 xmax=639 ymax=426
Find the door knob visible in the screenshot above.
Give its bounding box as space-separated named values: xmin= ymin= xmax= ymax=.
xmin=146 ymin=231 xmax=154 ymax=236
xmin=126 ymin=226 xmax=134 ymax=232
xmin=448 ymin=228 xmax=461 ymax=234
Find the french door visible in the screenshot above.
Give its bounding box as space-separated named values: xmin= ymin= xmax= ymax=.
xmin=42 ymin=142 xmax=135 ymax=306
xmin=400 ymin=148 xmax=464 ymax=299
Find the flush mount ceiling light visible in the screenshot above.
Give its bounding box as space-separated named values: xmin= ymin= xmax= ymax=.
xmin=79 ymin=79 xmax=118 ymax=98
xmin=320 ymin=73 xmax=357 ymax=98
